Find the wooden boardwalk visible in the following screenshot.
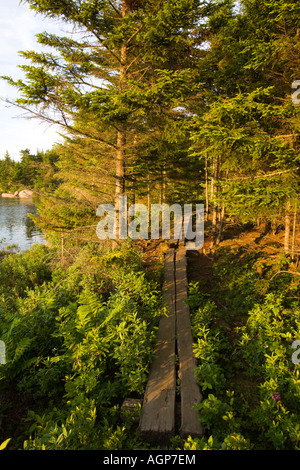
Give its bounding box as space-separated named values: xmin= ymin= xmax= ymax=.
xmin=138 ymin=249 xmax=176 ymax=444
xmin=139 ymin=247 xmax=204 ymax=445
xmin=176 ymin=249 xmax=203 ymax=440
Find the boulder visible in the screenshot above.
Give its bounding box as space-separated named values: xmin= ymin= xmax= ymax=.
xmin=18 ymin=190 xmax=34 ymax=199
xmin=1 ymin=193 xmax=15 ymax=198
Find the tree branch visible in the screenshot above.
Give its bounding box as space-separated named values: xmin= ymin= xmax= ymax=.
xmin=270 ymin=270 xmax=300 ymax=281
xmin=230 ymin=168 xmax=298 ymax=181
xmin=2 ymin=98 xmax=117 ymax=150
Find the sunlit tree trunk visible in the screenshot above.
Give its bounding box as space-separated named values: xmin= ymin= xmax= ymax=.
xmin=284 ymin=200 xmax=291 ymax=255
xmin=210 ymin=156 xmax=219 ymax=248
xmin=114 ymin=1 xmax=129 ymax=245
xmin=291 ymin=202 xmax=297 ymax=260
xmin=216 ymin=204 xmax=225 ymax=246
xmin=205 ymin=150 xmax=209 ymax=221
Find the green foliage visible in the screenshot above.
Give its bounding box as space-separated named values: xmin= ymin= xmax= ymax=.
xmin=1 ymin=0 xmax=206 ymax=237
xmin=0 ymin=149 xmax=59 ymax=193
xmin=188 ymin=0 xmax=300 ymax=231
xmin=183 ymin=247 xmax=300 ymax=450
xmin=0 ymin=243 xmax=52 ymax=299
xmin=1 ymin=0 xmax=300 ymax=452
xmin=189 ymin=285 xmax=228 ymax=395
xmin=0 ymin=242 xmax=162 ymax=450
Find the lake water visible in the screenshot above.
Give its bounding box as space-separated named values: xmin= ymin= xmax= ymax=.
xmin=0 ymin=198 xmax=45 ymax=252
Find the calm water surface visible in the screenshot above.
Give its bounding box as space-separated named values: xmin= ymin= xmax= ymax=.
xmin=0 ymin=198 xmax=45 ymax=252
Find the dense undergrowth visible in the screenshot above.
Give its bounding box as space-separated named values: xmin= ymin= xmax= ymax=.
xmin=1 ymin=238 xmax=300 ymax=451
xmin=0 ymin=242 xmax=164 ymax=450
xmin=181 ymin=247 xmax=300 ymax=450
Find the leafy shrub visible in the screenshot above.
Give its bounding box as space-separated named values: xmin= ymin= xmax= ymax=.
xmin=0 ymin=242 xmax=162 ymax=450
xmin=184 ymin=253 xmax=300 ymax=451
xmin=0 ymin=244 xmax=52 ymax=299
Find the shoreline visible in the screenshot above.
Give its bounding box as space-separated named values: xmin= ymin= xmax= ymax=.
xmin=0 ymin=190 xmax=34 ymax=199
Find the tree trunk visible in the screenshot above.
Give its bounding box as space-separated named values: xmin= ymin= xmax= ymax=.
xmin=216 ymin=170 xmax=228 ymax=244
xmin=61 ymin=230 xmax=65 ymax=265
xmin=147 ymin=177 xmax=151 ymax=229
xmin=158 ymin=166 xmax=167 ymax=205
xmin=291 ymin=202 xmax=297 ymax=260
xmin=284 ymin=200 xmax=291 ymax=255
xmin=216 ymin=204 xmax=225 ymax=246
xmin=114 ymin=126 xmax=126 ymax=244
xmin=205 ymin=151 xmax=209 ymax=221
xmin=210 ymin=157 xmax=219 ymax=248
xmin=113 ymin=2 xmax=128 ymax=245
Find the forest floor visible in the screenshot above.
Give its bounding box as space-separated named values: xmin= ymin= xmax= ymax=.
xmin=187 ymin=218 xmax=300 ymax=289
xmin=142 ymin=219 xmax=299 ymax=290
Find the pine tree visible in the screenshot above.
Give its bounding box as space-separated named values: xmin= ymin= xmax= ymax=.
xmin=239 ymin=0 xmax=300 ymax=254
xmin=189 ymin=0 xmax=300 ymax=251
xmin=2 ymin=0 xmax=205 ymax=246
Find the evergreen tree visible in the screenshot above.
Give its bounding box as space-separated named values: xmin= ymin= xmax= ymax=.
xmin=2 ymin=0 xmax=205 ymax=244
xmin=189 ymin=0 xmax=300 ymax=251
xmin=0 ymin=148 xmax=59 ymax=193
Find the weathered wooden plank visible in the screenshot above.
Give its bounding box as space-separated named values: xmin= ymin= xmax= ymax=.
xmin=139 ymin=249 xmax=176 ymax=445
xmin=175 ymin=248 xmax=204 ymax=440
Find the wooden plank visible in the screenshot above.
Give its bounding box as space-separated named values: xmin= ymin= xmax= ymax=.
xmin=139 ymin=249 xmax=176 ymax=445
xmin=175 ymin=248 xmax=204 ymax=440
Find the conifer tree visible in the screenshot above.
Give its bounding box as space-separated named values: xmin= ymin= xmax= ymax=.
xmin=2 ymin=0 xmax=205 ymax=245
xmin=189 ymin=0 xmax=300 ymax=251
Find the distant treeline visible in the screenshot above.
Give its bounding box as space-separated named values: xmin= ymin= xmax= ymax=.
xmin=0 ymin=149 xmax=59 ymax=193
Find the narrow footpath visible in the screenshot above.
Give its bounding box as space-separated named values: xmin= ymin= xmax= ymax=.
xmin=138 ymin=246 xmax=204 ymax=445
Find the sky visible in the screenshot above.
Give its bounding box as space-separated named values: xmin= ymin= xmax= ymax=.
xmin=0 ymin=0 xmax=66 ymax=161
